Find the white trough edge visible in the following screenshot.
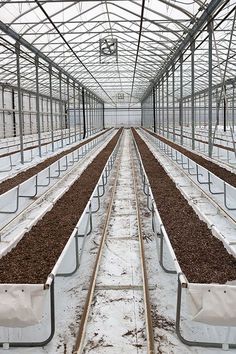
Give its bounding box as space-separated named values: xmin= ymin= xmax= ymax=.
xmin=0 ymin=129 xmax=122 ymax=328
xmin=142 ymin=129 xmax=236 ymax=224
xmin=141 ymin=129 xmax=236 ymax=258
xmin=146 ymin=128 xmax=236 ymax=174
xmin=133 ymin=129 xmax=236 ymax=327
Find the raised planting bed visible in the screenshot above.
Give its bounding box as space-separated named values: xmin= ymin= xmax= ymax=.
xmin=0 ymin=129 xmax=109 ymax=196
xmin=140 ymin=129 xmax=236 ymax=222
xmin=132 ymin=129 xmax=236 ymax=347
xmin=144 ymin=128 xmax=236 ymax=187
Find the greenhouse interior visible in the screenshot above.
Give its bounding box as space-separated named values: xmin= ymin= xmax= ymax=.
xmin=0 ymin=0 xmax=236 ymax=353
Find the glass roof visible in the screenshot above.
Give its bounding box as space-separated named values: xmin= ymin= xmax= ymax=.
xmin=0 ymin=0 xmax=234 ymax=104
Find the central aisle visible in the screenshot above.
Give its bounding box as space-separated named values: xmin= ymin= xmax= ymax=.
xmin=82 ymin=129 xmax=148 ymax=353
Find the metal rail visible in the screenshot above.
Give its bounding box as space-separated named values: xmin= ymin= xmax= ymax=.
xmin=73 ymin=131 xmax=155 ymax=353
xmin=130 ymin=137 xmax=155 ymax=354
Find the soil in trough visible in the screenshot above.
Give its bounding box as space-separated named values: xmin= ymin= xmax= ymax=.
xmin=0 ymin=130 xmax=109 ymax=196
xmin=133 ymin=129 xmax=236 ymax=284
xmin=145 ymin=129 xmax=236 ymax=188
xmin=0 ymin=129 xmax=121 ymax=284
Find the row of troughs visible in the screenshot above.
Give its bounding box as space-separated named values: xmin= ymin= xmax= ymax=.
xmin=0 ymin=127 xmax=235 ymax=349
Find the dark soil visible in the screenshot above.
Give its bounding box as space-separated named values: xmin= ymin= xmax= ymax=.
xmin=0 ymin=129 xmax=121 ymax=284
xmin=0 ymin=130 xmax=109 ymax=196
xmin=145 ymin=129 xmax=236 ymax=188
xmin=133 ymin=129 xmax=236 ymax=284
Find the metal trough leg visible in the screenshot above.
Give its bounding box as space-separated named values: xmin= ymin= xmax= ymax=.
xmin=0 ymin=279 xmax=55 ymax=348
xmin=159 ymin=229 xmax=176 ymax=274
xmin=57 ymin=235 xmax=80 ymax=277
xmin=176 ymin=274 xmax=236 ymax=349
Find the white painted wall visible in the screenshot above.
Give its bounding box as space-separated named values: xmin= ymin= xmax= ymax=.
xmin=104 ymin=103 xmax=141 ymax=127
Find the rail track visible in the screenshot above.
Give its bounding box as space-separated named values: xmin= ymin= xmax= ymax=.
xmin=73 ymin=130 xmax=155 ymax=354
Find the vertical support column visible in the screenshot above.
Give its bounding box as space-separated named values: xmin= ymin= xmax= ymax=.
xmin=93 ymin=96 xmax=96 ymax=133
xmin=232 ymin=83 xmax=235 ymax=133
xmin=2 ymin=87 xmax=6 ymax=138
xmin=158 ymin=83 xmax=161 ymax=134
xmin=12 ymin=88 xmax=16 ymax=137
xmin=67 ymin=77 xmax=71 ymax=144
xmin=73 ymin=81 xmax=76 ymax=142
xmin=82 ymin=87 xmax=86 ymax=139
xmin=166 ymin=72 xmax=169 ymax=139
xmin=204 ymin=92 xmax=207 ymax=127
xmin=94 ymin=98 xmax=96 ymax=132
xmin=141 ymin=102 xmax=143 ymax=127
xmin=153 ymin=86 xmax=156 ymax=133
xmin=91 ymin=95 xmax=93 ymax=134
xmin=223 ymin=85 xmax=227 ymax=132
xmin=102 ymin=102 xmax=105 ymax=129
xmin=78 ymin=86 xmax=81 ymax=138
xmin=86 ymin=92 xmax=90 ymax=136
xmin=96 ymin=99 xmax=98 ymax=131
xmin=21 ymin=92 xmax=25 ymax=136
xmin=29 ymin=93 xmax=32 ymax=135
xmin=59 ymin=71 xmax=63 ymax=148
xmin=199 ymin=95 xmax=201 ymax=127
xmin=49 ymin=64 xmax=54 ymax=152
xmin=172 ymin=64 xmax=176 ymax=141
xmin=35 ymin=55 xmax=42 ymax=157
xmin=46 ymin=98 xmax=49 ymax=132
xmin=162 ymin=78 xmax=165 ymax=136
xmin=86 ymin=92 xmax=89 ymax=135
xmin=15 ymin=42 xmax=24 ymax=164
xmin=93 ymin=98 xmax=95 ymax=132
xmin=191 ymin=41 xmax=195 ymax=150
xmin=90 ymin=94 xmax=92 ymax=135
xmin=179 ymin=55 xmax=183 ymax=145
xmin=208 ymin=20 xmax=213 ymax=157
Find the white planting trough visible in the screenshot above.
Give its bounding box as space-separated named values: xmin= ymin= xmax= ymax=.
xmin=0 ymin=129 xmax=122 ymax=348
xmin=132 ymin=129 xmax=236 ymax=349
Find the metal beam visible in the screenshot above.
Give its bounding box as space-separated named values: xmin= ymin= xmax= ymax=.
xmin=0 ymin=20 xmax=103 ymax=103
xmin=15 ymin=42 xmax=24 ymax=164
xmin=141 ymin=0 xmax=227 ymax=102
xmin=208 ymin=21 xmax=213 ymax=158
xmin=35 ymin=55 xmax=42 ymax=157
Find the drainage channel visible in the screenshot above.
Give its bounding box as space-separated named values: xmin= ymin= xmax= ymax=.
xmin=73 ymin=129 xmax=155 ymax=354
